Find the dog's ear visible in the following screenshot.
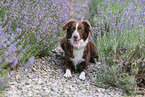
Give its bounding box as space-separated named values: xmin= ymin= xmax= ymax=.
xmin=82 ymin=20 xmax=92 ymax=33
xmin=63 ymin=19 xmax=76 ymax=30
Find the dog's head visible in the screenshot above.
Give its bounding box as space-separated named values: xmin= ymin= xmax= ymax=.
xmin=63 ymin=19 xmax=92 ymax=48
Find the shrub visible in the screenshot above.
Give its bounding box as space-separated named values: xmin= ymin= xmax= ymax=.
xmin=0 ymin=0 xmax=70 ymax=89
xmin=88 ymin=0 xmax=145 ymax=94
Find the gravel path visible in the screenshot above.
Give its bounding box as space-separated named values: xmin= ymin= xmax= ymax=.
xmin=2 ymin=47 xmax=123 ymax=97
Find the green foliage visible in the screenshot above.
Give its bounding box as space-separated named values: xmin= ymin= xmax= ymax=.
xmin=88 ymin=0 xmax=145 ymax=95
xmin=0 ymin=0 xmax=70 ymax=90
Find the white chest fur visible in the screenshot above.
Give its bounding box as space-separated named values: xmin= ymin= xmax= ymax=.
xmin=71 ymin=48 xmax=85 ymax=70
xmin=70 ymin=38 xmax=89 ymax=70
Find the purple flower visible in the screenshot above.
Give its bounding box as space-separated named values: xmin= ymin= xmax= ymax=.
xmin=22 ymin=49 xmax=25 ymax=52
xmin=19 ymin=66 xmax=25 ymax=70
xmin=24 ymin=16 xmax=28 ymax=20
xmin=0 ymin=58 xmax=2 ymax=63
xmin=17 ymin=39 xmax=21 ymax=42
xmin=0 ymin=78 xmax=3 ymax=82
xmin=22 ymin=36 xmax=24 ymax=38
xmin=125 ymin=61 xmax=129 ymax=65
xmin=13 ymin=59 xmax=18 ymax=66
xmin=28 ymin=56 xmax=35 ymax=66
xmin=7 ymin=41 xmax=11 ymax=45
xmin=5 ymin=51 xmax=9 ymax=55
xmin=33 ymin=73 xmax=38 ymax=78
xmin=15 ymin=28 xmax=21 ymax=32
xmin=139 ymin=45 xmax=142 ymax=49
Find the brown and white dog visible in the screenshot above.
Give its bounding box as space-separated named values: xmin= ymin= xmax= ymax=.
xmin=61 ymin=19 xmax=98 ymax=80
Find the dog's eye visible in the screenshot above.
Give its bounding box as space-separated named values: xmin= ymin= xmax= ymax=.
xmin=79 ymin=29 xmax=84 ymax=33
xmin=78 ymin=27 xmax=81 ymax=30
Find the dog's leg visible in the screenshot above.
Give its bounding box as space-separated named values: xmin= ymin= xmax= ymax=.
xmin=78 ymin=61 xmax=87 ymax=80
xmin=64 ymin=62 xmax=73 ymax=78
xmin=89 ymin=41 xmax=99 ymax=63
xmin=79 ymin=71 xmax=86 ymax=80
xmin=64 ymin=69 xmax=72 ymax=77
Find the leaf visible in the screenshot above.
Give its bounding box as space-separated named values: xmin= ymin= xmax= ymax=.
xmin=88 ymin=86 xmax=93 ymax=89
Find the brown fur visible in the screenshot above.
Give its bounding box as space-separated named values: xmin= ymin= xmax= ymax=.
xmin=61 ymin=19 xmax=98 ymax=72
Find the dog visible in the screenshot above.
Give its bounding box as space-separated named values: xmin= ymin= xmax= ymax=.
xmin=61 ymin=19 xmax=98 ymax=80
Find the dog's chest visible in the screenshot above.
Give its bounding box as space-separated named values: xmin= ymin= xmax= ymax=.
xmin=71 ymin=48 xmax=85 ymax=70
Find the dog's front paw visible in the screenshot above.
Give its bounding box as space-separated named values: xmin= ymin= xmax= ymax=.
xmin=64 ymin=69 xmax=72 ymax=77
xmin=79 ymin=71 xmax=85 ymax=80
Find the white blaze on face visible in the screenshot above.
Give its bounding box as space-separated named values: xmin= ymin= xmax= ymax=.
xmin=70 ymin=23 xmax=80 ymax=45
xmin=73 ymin=23 xmax=80 ymax=43
xmin=73 ymin=23 xmax=79 ymax=36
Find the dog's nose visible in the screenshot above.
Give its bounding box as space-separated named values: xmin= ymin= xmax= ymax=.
xmin=74 ymin=35 xmax=78 ymax=39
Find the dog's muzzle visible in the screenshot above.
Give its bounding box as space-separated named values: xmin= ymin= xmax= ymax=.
xmin=73 ymin=35 xmax=79 ymax=44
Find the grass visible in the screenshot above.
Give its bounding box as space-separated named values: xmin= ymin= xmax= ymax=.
xmin=88 ymin=0 xmax=145 ymax=95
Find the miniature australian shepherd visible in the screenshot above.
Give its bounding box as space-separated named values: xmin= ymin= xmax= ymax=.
xmin=61 ymin=19 xmax=98 ymax=80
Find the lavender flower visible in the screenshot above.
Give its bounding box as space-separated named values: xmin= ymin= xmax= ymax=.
xmin=28 ymin=56 xmax=35 ymax=66
xmin=0 ymin=0 xmax=71 ymax=89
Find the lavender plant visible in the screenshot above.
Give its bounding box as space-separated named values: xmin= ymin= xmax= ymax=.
xmin=89 ymin=0 xmax=145 ymax=94
xmin=0 ymin=0 xmax=70 ymax=89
